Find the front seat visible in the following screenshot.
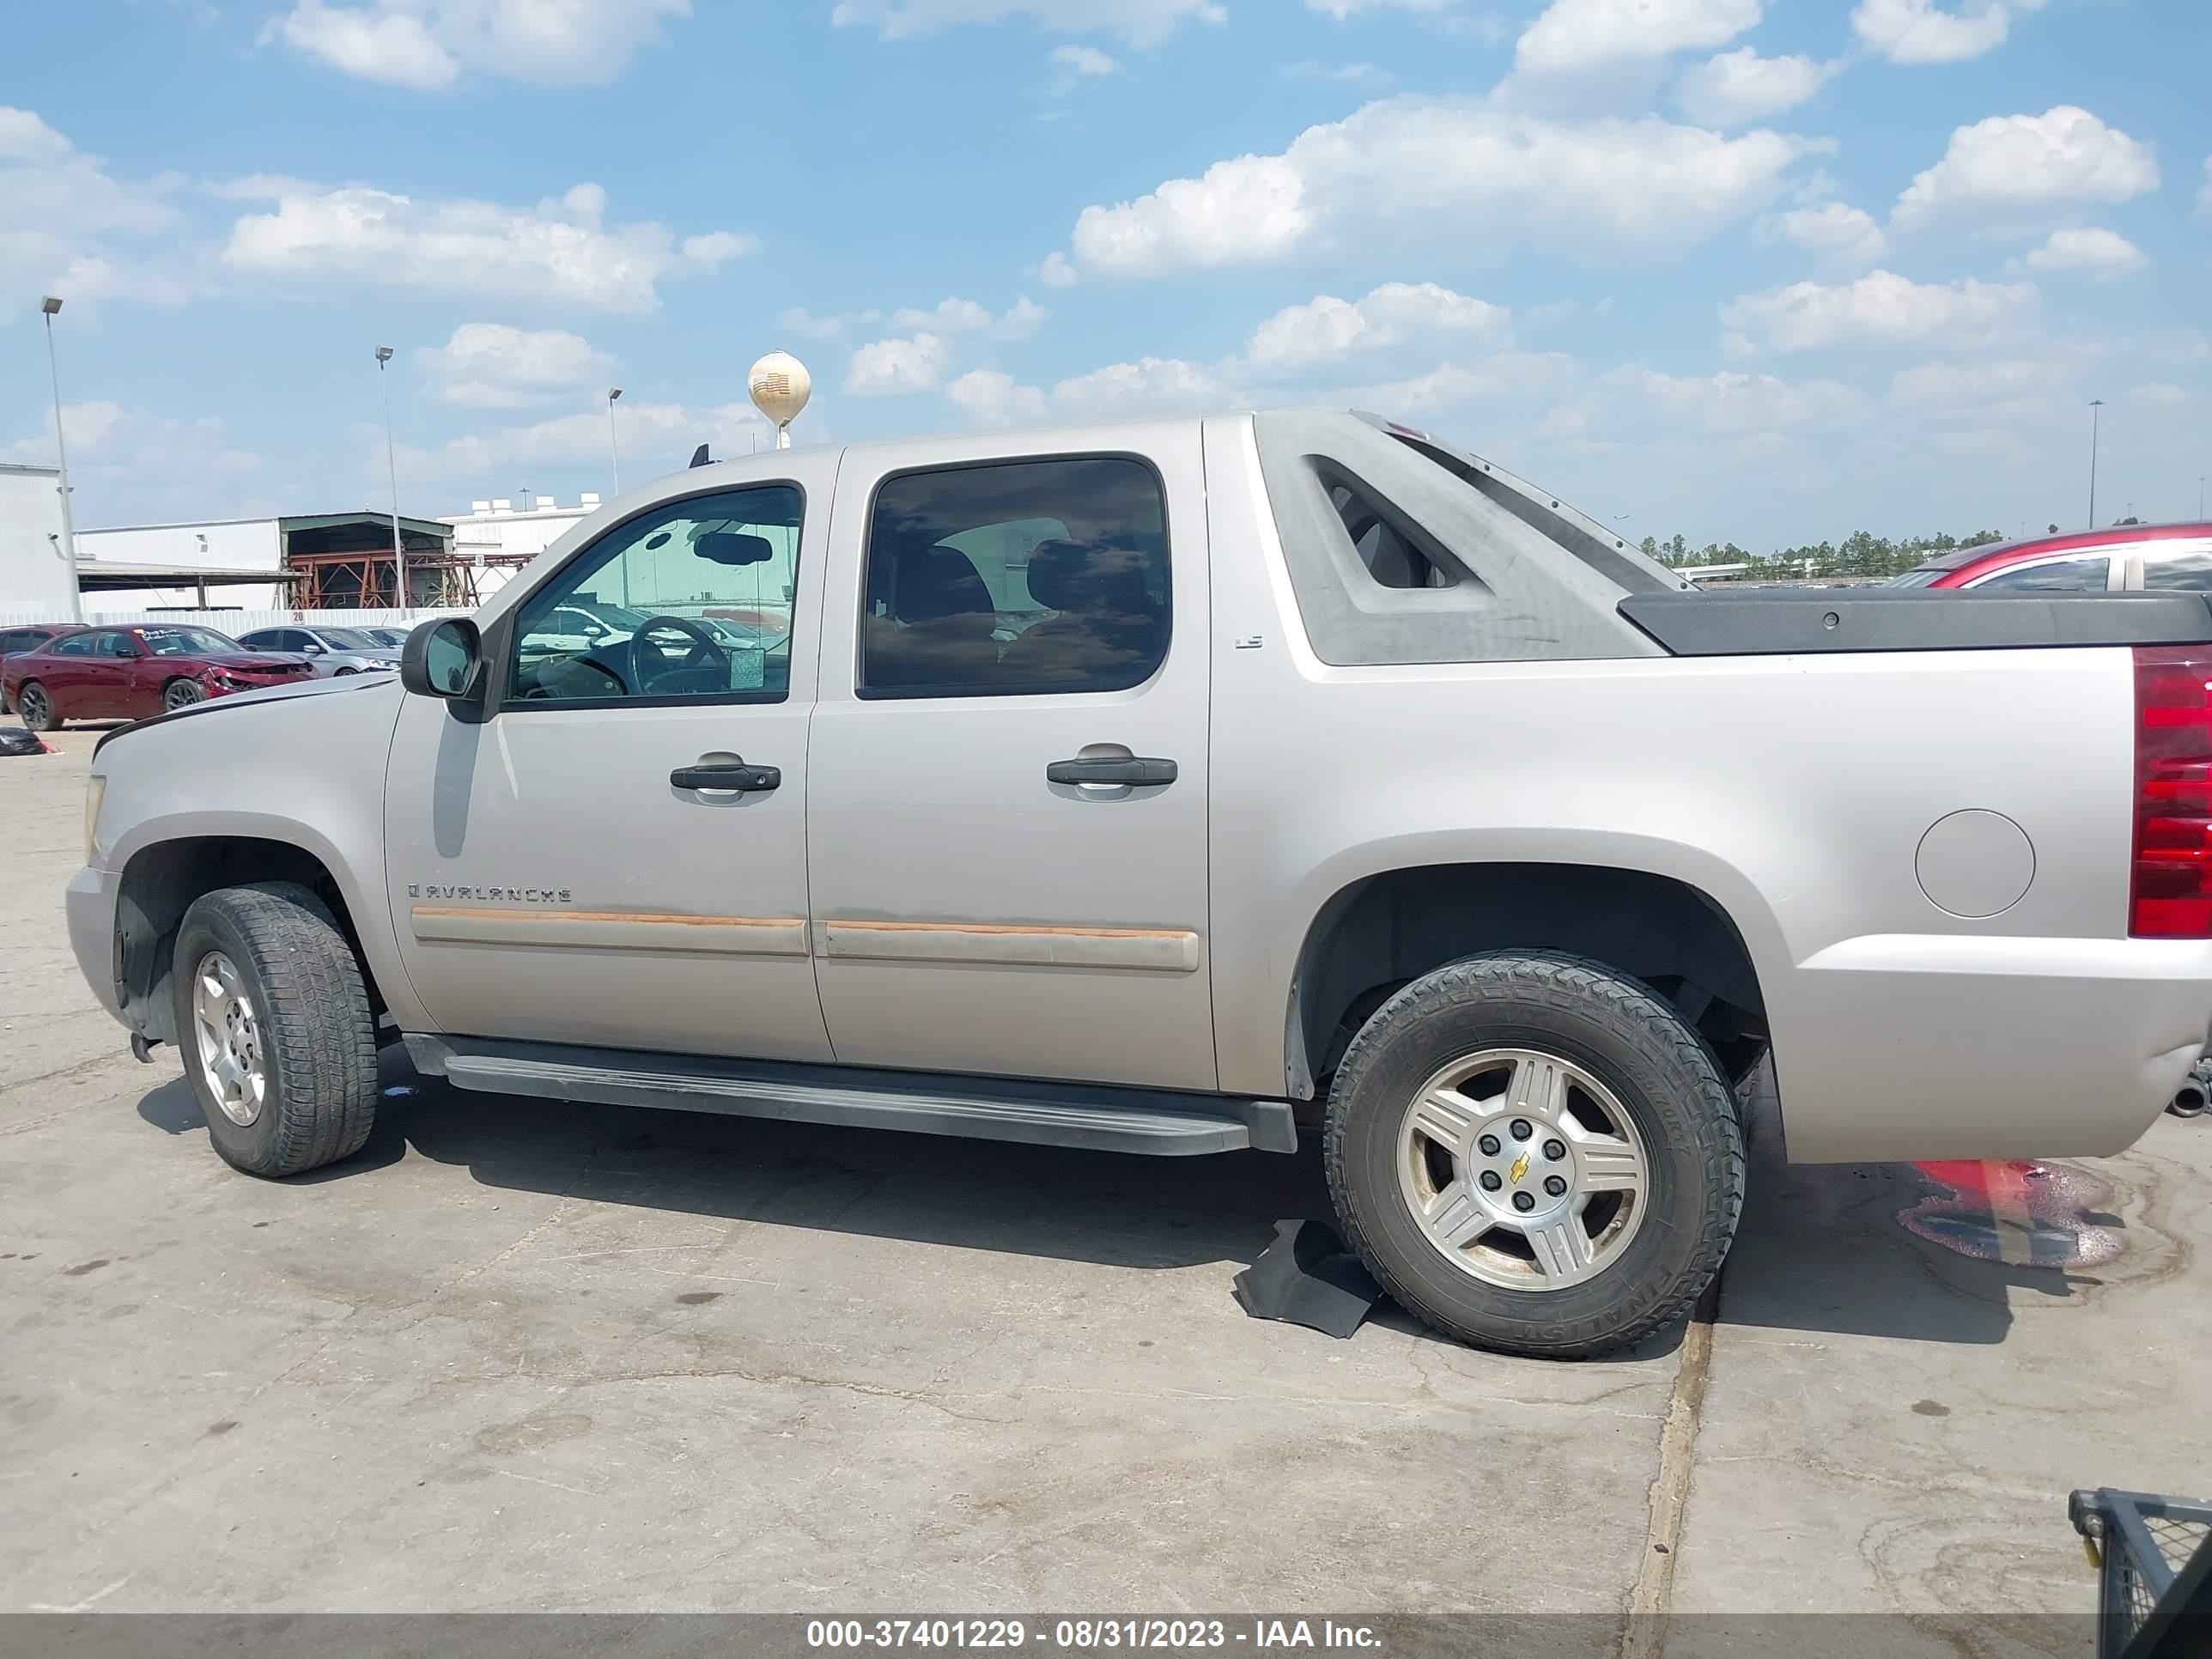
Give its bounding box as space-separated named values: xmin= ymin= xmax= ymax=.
xmin=864 ymin=541 xmax=1000 ymax=691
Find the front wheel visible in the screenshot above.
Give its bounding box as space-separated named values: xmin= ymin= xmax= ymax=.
xmin=15 ymin=681 xmax=58 ymax=732
xmin=172 ymin=882 xmax=379 ymax=1177
xmin=1325 ymin=951 xmax=1744 ymax=1359
xmin=162 ymin=678 xmax=205 ymax=711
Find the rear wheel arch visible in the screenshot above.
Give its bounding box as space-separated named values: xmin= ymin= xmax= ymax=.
xmin=115 ymin=835 xmax=386 ymax=1045
xmin=1287 ymin=860 xmax=1771 ymax=1103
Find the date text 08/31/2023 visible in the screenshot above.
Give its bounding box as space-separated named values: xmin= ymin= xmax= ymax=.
xmin=805 ymin=1620 xmax=1383 ymax=1651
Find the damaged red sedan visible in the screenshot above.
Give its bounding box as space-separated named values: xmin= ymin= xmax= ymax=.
xmin=2 ymin=624 xmax=314 ymax=732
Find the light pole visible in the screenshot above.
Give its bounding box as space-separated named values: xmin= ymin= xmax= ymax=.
xmin=606 ymin=387 xmax=623 ymax=495
xmin=40 ymin=297 xmax=82 ymax=623
xmin=2087 ymin=398 xmax=2105 ymax=529
xmin=375 ymin=345 xmax=406 ymax=613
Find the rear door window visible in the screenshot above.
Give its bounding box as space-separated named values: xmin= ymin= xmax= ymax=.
xmin=858 ymin=457 xmax=1170 ymax=699
xmin=2143 ymin=550 xmax=2212 ymax=592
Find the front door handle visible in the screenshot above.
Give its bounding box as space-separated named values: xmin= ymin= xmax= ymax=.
xmin=671 ymin=759 xmax=781 ymax=793
xmin=1046 ymin=756 xmax=1177 ymax=787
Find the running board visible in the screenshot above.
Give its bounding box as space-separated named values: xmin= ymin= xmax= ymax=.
xmin=404 ymin=1036 xmax=1299 ymax=1156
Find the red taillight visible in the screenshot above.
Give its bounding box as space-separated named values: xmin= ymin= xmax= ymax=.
xmin=2131 ymin=646 xmax=2212 ymax=937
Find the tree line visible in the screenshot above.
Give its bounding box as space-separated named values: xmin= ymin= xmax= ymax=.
xmin=1644 ymin=528 xmax=2014 ymax=581
xmin=1643 ymin=519 xmax=2154 ymax=580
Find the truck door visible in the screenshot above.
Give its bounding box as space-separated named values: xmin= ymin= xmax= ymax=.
xmin=805 ymin=426 xmax=1216 ymax=1091
xmin=381 ymin=459 xmax=836 ymax=1060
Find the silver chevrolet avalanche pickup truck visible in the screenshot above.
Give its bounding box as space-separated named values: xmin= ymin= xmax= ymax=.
xmin=66 ymin=410 xmax=2212 ymax=1358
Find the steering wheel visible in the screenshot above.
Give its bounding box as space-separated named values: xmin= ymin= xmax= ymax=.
xmin=518 ymin=651 xmax=628 ymax=699
xmin=632 ymin=615 xmax=731 ymax=696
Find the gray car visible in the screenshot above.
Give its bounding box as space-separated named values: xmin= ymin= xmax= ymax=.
xmin=62 ymin=410 xmax=2212 ymax=1358
xmin=234 ymin=624 xmax=400 ymax=678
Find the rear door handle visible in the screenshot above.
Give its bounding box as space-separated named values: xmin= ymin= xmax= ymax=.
xmin=671 ymin=760 xmax=781 ymax=793
xmin=1046 ymin=757 xmax=1177 ymax=787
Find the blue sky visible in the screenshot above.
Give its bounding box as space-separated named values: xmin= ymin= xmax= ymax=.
xmin=2 ymin=0 xmax=2205 ymax=548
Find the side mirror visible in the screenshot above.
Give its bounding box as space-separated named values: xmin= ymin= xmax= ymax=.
xmin=302 ymin=641 xmax=325 ymax=654
xmin=401 ymin=617 xmax=483 ymax=700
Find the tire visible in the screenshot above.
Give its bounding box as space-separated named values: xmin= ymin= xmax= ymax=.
xmin=15 ymin=681 xmax=58 ymax=732
xmin=171 ymin=882 xmax=378 ymax=1178
xmin=333 ymin=666 xmax=358 ymax=677
xmin=162 ymin=678 xmax=205 ymax=712
xmin=1324 ymin=951 xmax=1744 ymax=1359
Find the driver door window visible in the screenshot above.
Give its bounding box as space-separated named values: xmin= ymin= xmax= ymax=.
xmin=507 ymin=484 xmax=803 ymax=707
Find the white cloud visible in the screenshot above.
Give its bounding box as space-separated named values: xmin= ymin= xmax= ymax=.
xmin=399 ymin=398 xmax=767 ymax=483
xmin=1605 ymin=366 xmax=1866 ymax=434
xmin=2022 ymin=226 xmax=2144 ymax=277
xmin=946 ymin=356 xmax=1226 ymax=427
xmin=270 ymin=0 xmax=692 ymax=90
xmin=416 ymin=323 xmax=617 ymax=408
xmin=1048 ymin=356 xmax=1226 ymax=413
xmin=1887 ymin=357 xmax=2053 ymax=409
xmin=1308 ymin=0 xmax=1449 ymax=15
xmin=218 ymin=177 xmax=752 ymax=311
xmin=0 ymin=108 xmax=185 ymax=324
xmin=1037 ymin=250 xmax=1079 ymax=288
xmin=681 ymin=230 xmax=754 ymax=269
xmin=1762 ymin=200 xmax=1887 ymax=267
xmin=1049 ymin=42 xmax=1119 ymax=74
xmin=845 ymin=332 xmax=952 ymax=395
xmin=829 ymin=0 xmax=1224 ymax=46
xmin=1515 ymin=0 xmax=1762 ymax=77
xmin=777 ymin=307 xmax=854 ymax=340
xmin=1893 ymin=106 xmax=2157 ymax=231
xmin=1721 ymin=270 xmax=2037 ymax=353
xmin=1674 ymin=48 xmax=1834 ymax=127
xmin=1334 ymin=362 xmax=1505 ymax=413
xmin=1243 ymin=281 xmax=1508 ymax=373
xmin=1849 ymin=0 xmax=2046 ymax=65
xmin=1070 ymin=97 xmax=1814 ymax=276
xmin=886 ymin=295 xmax=1048 ymax=339
xmin=1284 ymin=60 xmax=1393 ymax=84
xmin=947 ymin=368 xmax=1051 ymax=426
xmin=6 ymin=402 xmax=260 ymax=521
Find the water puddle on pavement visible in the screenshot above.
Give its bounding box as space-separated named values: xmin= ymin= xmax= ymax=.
xmin=1899 ymin=1158 xmax=2124 ymax=1267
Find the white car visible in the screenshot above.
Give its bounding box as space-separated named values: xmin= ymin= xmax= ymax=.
xmin=235 ymin=625 xmax=402 ymax=678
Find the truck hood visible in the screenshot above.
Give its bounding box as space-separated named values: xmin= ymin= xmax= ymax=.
xmin=94 ymin=667 xmax=396 ymax=757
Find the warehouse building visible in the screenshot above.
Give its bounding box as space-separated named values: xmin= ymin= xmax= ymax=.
xmin=440 ymin=492 xmax=604 ymax=599
xmin=0 ymin=463 xmax=75 ymax=618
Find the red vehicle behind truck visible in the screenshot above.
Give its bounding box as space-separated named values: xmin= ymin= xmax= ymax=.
xmin=3 ymin=624 xmax=312 ymax=732
xmin=1891 ymin=521 xmax=2212 ymax=592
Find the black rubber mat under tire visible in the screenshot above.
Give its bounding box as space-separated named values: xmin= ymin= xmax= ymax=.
xmin=1324 ymin=950 xmax=1744 ymax=1359
xmin=171 ymin=882 xmax=379 ymax=1178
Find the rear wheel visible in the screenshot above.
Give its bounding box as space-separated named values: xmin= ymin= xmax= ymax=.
xmin=1325 ymin=951 xmax=1744 ymax=1358
xmin=171 ymin=882 xmax=378 ymax=1177
xmin=161 ymin=678 xmax=205 ymax=712
xmin=15 ymin=682 xmax=57 ymax=732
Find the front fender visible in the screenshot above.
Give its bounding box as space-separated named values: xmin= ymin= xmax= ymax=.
xmin=90 ymin=678 xmax=428 ymax=1032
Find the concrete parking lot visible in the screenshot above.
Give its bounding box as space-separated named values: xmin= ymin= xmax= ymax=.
xmin=4 ymin=728 xmax=2209 ymax=1649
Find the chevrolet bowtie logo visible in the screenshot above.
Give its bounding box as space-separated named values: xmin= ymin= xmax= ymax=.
xmin=1509 ymin=1152 xmax=1531 ymax=1185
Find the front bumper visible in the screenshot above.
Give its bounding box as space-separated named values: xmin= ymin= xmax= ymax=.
xmin=1773 ymin=933 xmax=2212 ymax=1162
xmin=65 ymin=864 xmax=127 ymax=1029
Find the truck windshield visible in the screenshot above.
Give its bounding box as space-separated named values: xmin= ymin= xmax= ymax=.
xmin=141 ymin=628 xmax=243 ymax=656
